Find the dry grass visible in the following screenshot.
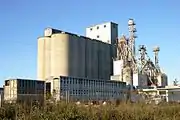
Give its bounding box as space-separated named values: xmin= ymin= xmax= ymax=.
xmin=0 ymin=101 xmax=180 ymax=120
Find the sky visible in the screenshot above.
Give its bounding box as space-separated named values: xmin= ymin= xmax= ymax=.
xmin=0 ymin=0 xmax=180 ymax=86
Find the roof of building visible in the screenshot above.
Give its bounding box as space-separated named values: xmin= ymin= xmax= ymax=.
xmin=141 ymin=86 xmax=180 ymax=92
xmin=38 ymin=30 xmax=112 ymax=45
xmin=59 ymin=75 xmax=126 ymax=84
xmin=86 ymin=21 xmax=118 ymax=28
xmin=5 ymin=78 xmax=44 ymax=82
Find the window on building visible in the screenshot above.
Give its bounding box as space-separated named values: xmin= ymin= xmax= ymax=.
xmin=22 ymin=80 xmax=24 ymax=87
xmin=97 ymin=35 xmax=99 ymax=38
xmin=104 ymin=25 xmax=106 ymax=28
xmin=97 ymin=26 xmax=99 ymax=29
xmin=90 ymin=28 xmax=93 ymax=31
xmin=84 ymin=81 xmax=86 ymax=85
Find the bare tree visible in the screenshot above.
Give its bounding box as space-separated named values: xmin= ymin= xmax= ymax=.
xmin=173 ymin=79 xmax=178 ymax=86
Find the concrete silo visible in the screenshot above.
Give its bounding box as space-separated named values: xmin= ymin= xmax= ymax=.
xmin=37 ymin=31 xmax=114 ymax=80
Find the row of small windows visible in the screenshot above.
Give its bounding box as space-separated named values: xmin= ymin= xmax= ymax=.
xmin=60 ymin=79 xmax=124 ymax=88
xmin=90 ymin=25 xmax=107 ymax=31
xmin=89 ymin=24 xmax=116 ymax=31
xmin=18 ymin=89 xmax=44 ymax=94
xmin=18 ymin=80 xmax=44 ymax=90
xmin=60 ymin=89 xmax=124 ymax=96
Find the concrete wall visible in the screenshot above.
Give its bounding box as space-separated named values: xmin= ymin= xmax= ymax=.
xmin=44 ymin=37 xmax=51 ymax=79
xmin=37 ymin=37 xmax=45 ymax=80
xmin=4 ymin=80 xmax=17 ymax=102
xmin=86 ymin=22 xmax=118 ymax=44
xmin=51 ymin=34 xmax=70 ymax=78
xmin=37 ymin=33 xmax=114 ymax=80
xmin=113 ymin=60 xmax=123 ymax=75
xmin=167 ymin=90 xmax=180 ymax=102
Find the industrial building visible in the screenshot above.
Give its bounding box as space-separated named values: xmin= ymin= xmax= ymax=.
xmin=36 ymin=19 xmax=169 ymax=103
xmin=2 ymin=19 xmax=173 ymax=104
xmin=2 ymin=21 xmax=127 ymax=103
xmin=110 ymin=19 xmax=168 ymax=89
xmin=3 ymin=79 xmax=45 ymax=104
xmin=37 ymin=22 xmax=118 ymax=81
xmin=46 ymin=76 xmax=127 ymax=102
xmin=138 ymin=86 xmax=180 ymax=103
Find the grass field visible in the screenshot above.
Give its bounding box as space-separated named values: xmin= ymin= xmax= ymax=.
xmin=0 ymin=101 xmax=180 ymax=120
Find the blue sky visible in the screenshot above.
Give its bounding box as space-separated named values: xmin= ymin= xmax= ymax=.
xmin=0 ymin=0 xmax=179 ymax=86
